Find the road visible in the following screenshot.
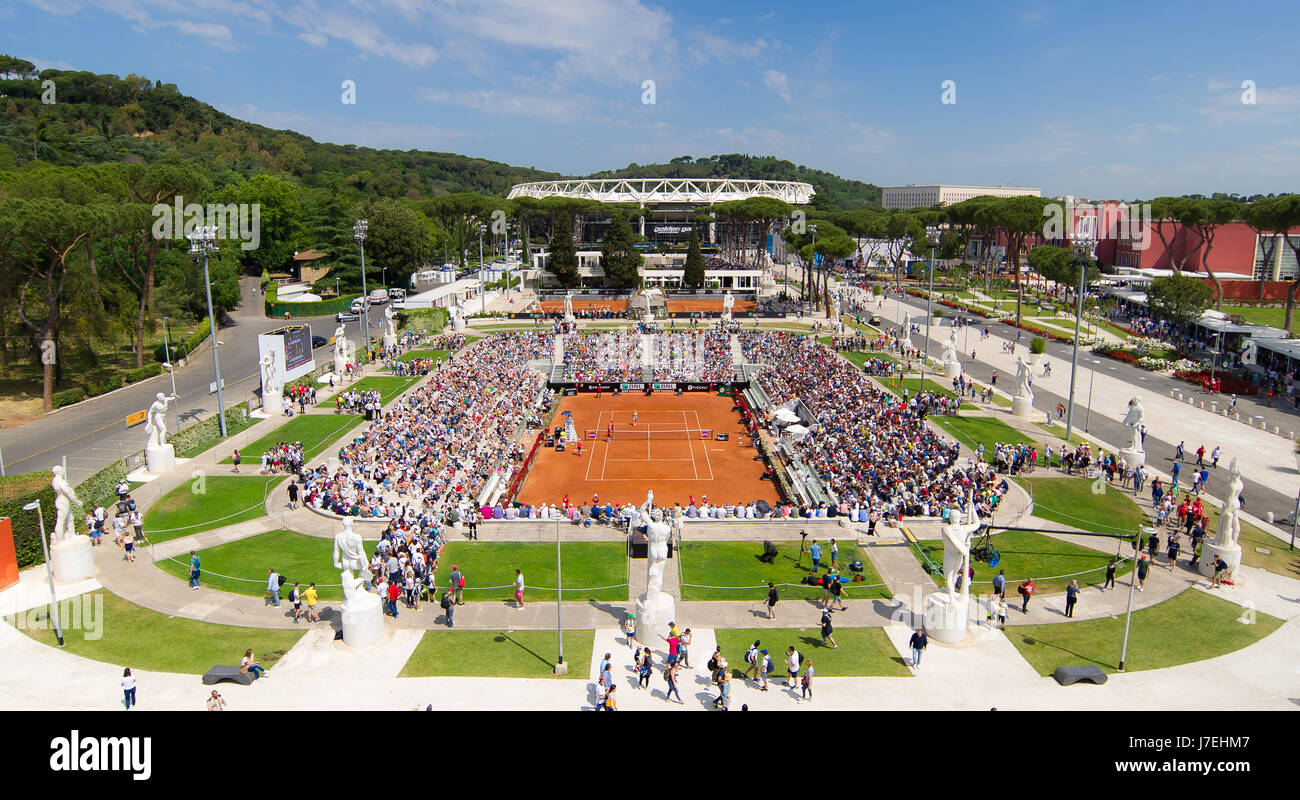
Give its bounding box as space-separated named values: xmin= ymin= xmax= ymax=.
xmin=874 ymin=287 xmax=1300 ymax=531
xmin=0 ymin=277 xmax=387 ymax=483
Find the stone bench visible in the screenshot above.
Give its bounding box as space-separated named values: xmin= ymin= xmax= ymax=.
xmin=202 ymin=665 xmax=257 ymax=686
xmin=1052 ymin=664 xmax=1107 ymax=686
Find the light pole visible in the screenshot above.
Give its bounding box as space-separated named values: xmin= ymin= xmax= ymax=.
xmin=1119 ymin=529 xmax=1145 ymax=671
xmin=921 ymin=226 xmax=939 ymax=386
xmin=354 ymin=220 xmax=371 ymax=357
xmin=23 ymin=499 xmax=63 ymax=647
xmin=479 ymin=225 xmax=487 ymax=315
xmin=555 ymin=516 xmax=566 ymax=674
xmin=1065 ymin=236 xmax=1095 ymax=443
xmin=1210 ymin=325 xmax=1224 ymax=389
xmin=187 ymin=225 xmax=226 ymax=437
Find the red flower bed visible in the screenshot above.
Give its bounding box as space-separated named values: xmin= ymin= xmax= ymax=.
xmin=1097 ymin=349 xmax=1139 ymax=366
xmin=1173 ymin=370 xmax=1258 ymax=396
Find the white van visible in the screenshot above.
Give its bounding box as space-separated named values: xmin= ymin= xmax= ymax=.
xmin=388 ymin=287 xmax=406 ymax=302
xmin=368 ymin=289 xmax=389 ymax=306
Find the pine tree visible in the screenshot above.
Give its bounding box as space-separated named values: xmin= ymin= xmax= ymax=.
xmin=601 ymin=212 xmax=643 ymax=289
xmin=682 ymin=226 xmax=705 ymax=289
xmin=549 ymin=212 xmax=580 ymax=289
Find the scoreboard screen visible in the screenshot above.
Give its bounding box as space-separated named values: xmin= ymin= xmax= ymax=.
xmin=272 ymin=325 xmax=312 ymax=371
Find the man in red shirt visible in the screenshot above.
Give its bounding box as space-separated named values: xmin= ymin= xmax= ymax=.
xmin=608 ymin=422 xmax=615 ymax=440
xmin=387 ymin=581 xmax=402 ymax=618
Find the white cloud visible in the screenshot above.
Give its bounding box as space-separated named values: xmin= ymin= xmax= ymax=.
xmin=689 ymin=32 xmax=767 ymax=65
xmin=164 ymin=20 xmax=235 ymax=49
xmin=417 ymin=86 xmax=590 ymax=121
xmin=298 ymin=31 xmax=327 ymax=46
xmin=763 ymin=69 xmax=791 ymax=103
xmin=221 ymin=103 xmax=470 ymax=149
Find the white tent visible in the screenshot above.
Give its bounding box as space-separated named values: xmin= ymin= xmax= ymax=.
xmin=774 ymin=408 xmax=800 ymax=423
xmin=786 ymin=423 xmax=810 ymax=437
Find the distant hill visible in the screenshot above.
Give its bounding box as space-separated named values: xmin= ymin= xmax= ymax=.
xmin=585 ymin=154 xmax=882 ymax=210
xmin=0 ymin=58 xmax=878 ymax=208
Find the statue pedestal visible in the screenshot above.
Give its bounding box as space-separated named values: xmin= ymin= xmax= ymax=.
xmin=1011 ymin=395 xmax=1034 ymax=417
xmin=1118 ymin=447 xmax=1146 ymax=469
xmin=382 ymin=333 xmax=397 ymax=349
xmin=145 ymin=443 xmax=176 ymax=475
xmin=453 ymin=316 xmax=466 ymax=332
xmin=634 ymin=590 xmax=675 ymax=643
xmin=340 ymin=592 xmax=384 ymax=647
xmin=944 ymin=361 xmax=962 ymax=380
xmin=334 ymin=354 xmax=348 ymax=374
xmin=1198 ymin=542 xmax=1242 ymax=581
xmin=51 ymin=537 xmax=95 ymax=583
xmin=922 ymin=592 xmax=970 ymax=643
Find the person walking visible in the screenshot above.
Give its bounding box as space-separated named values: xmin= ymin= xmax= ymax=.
xmin=664 ymin=660 xmax=683 ymax=704
xmin=287 ymin=481 xmax=299 ymax=510
xmin=799 ymin=660 xmax=815 ymax=703
xmin=1136 ymin=554 xmax=1150 ymax=592
xmin=267 ymin=568 xmax=281 ymax=607
xmin=909 ymin=628 xmax=928 ymax=668
xmin=764 ymin=582 xmax=779 ymax=620
xmin=828 ymin=572 xmax=847 ymax=610
xmin=1018 ymin=578 xmax=1035 ymax=612
xmin=829 ymin=539 xmax=839 ymax=570
xmin=758 ymin=649 xmax=773 ymax=691
xmin=440 ymin=589 xmax=456 ymax=627
xmin=289 ymin=582 xmax=303 ymax=622
xmin=637 ymin=647 xmax=653 ymax=689
xmin=678 ymin=628 xmax=693 ymax=668
xmin=785 ymin=646 xmax=802 ymax=687
xmin=513 ymin=569 xmax=525 ymax=610
xmin=601 ymin=684 xmax=617 ymax=711
xmin=188 ymin=550 xmax=201 ymax=590
xmin=467 ymin=508 xmax=479 ymax=541
xmin=996 ymin=596 xmax=1008 ymax=630
xmin=715 ymin=670 xmax=732 ymax=710
xmin=808 ymin=539 xmax=822 ymax=571
xmin=121 ymin=668 xmax=137 ymax=710
xmin=819 ymin=609 xmax=839 ymax=649
xmin=659 ymin=630 xmax=681 ymax=665
xmin=744 ymin=640 xmax=762 ymax=682
xmin=992 ymin=569 xmax=1006 ymax=599
xmin=1064 ymin=580 xmax=1079 ymax=618
xmin=1102 ymin=557 xmax=1118 ymax=591
xmin=304 ymin=582 xmax=319 ymax=621
xmin=231 ymin=448 xmax=241 ymax=474
xmin=450 ymin=565 xmax=465 ymax=605
xmin=206 ymin=690 xmax=226 ymax=711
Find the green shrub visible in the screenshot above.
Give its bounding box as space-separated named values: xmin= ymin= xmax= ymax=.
xmin=75 ymin=460 xmax=129 ymax=511
xmin=399 ymin=307 xmax=447 ymax=333
xmin=124 ymin=363 xmax=163 ymax=384
xmin=52 ymin=387 xmax=86 ymax=408
xmin=265 ymin=282 xmax=361 ymax=318
xmin=280 ymin=371 xmax=318 ymax=399
xmin=87 ymin=377 xmax=123 ymax=397
xmin=153 ymin=318 xmax=211 ymax=363
xmin=1030 ymin=337 xmax=1046 ymax=355
xmin=166 ymin=402 xmax=250 ymax=458
xmin=0 ymin=472 xmax=56 ymax=568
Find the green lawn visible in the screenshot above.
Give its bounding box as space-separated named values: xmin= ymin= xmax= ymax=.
xmin=174 ymin=414 xmax=260 ymax=459
xmin=915 ymin=529 xmax=1131 ymax=597
xmin=142 ymin=475 xmax=283 ymax=542
xmin=1020 ymin=476 xmax=1149 ymax=535
xmin=678 ymin=540 xmax=891 ymax=602
xmin=927 ymin=414 xmax=1035 ymax=457
xmin=153 ymin=529 xmax=375 ymax=601
xmin=397 ymin=348 xmax=450 ymax=364
xmin=400 ymin=629 xmax=592 ymax=678
xmin=316 ymin=375 xmax=420 ymax=406
xmin=220 ymin=413 xmax=363 ymax=464
xmin=714 ymin=627 xmax=911 ymax=677
xmin=435 ymin=542 xmax=627 ymax=602
xmin=1006 ymin=588 xmax=1283 ymax=674
xmin=1034 ymin=422 xmax=1100 ymax=447
xmin=839 ymin=351 xmax=900 ymax=370
xmin=8 ymin=591 xmax=303 ymax=675
xmin=1223 ymin=304 xmax=1300 ymax=335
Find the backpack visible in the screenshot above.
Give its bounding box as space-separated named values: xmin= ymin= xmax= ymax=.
xmin=458 ymin=575 xmax=466 ymax=588
xmin=278 ymin=574 xmax=287 ymax=587
xmin=707 ymin=655 xmax=718 ymax=672
xmin=440 ymin=593 xmax=451 ymax=610
xmin=745 ymin=647 xmax=758 ymax=665
xmin=797 ymin=651 xmax=804 ymax=666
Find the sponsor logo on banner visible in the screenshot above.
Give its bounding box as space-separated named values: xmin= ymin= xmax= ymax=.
xmin=621 ymin=383 xmax=646 ymax=391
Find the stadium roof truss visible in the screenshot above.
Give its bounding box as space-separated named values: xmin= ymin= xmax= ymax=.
xmin=507 ymin=178 xmax=815 ymax=205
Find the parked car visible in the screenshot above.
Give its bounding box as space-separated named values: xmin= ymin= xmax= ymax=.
xmin=368 ymin=289 xmax=389 ymax=305
xmin=349 ymin=298 xmax=367 ymax=314
xmin=387 ymin=287 xmax=406 ymax=302
xmin=335 ymin=310 xmax=359 ymax=322
xmin=311 ymin=335 xmax=328 ymax=349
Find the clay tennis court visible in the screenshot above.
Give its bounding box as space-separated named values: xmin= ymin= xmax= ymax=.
xmin=515 ymin=391 xmax=780 ymax=508
xmin=666 ymin=298 xmax=756 ymax=314
xmin=537 ymin=299 xmax=628 ymax=313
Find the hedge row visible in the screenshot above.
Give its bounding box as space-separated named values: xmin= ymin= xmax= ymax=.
xmin=397 ymin=307 xmax=448 ymax=334
xmin=0 ymin=459 xmax=128 ymax=569
xmin=52 ymin=387 xmax=86 ymax=408
xmin=151 ymin=317 xmax=211 ymax=363
xmin=167 ymin=402 xmax=250 ymax=458
xmin=264 ymin=283 xmax=361 ymax=318
xmin=50 ymin=359 xmax=165 ymax=409
xmin=279 ymin=371 xmax=318 ymax=399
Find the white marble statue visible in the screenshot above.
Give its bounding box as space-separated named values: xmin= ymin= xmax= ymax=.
xmin=51 ymin=465 xmax=83 ymax=545
xmin=332 ymin=518 xmax=367 ymax=576
xmin=332 ymin=323 xmax=348 ymax=360
xmin=722 ymin=290 xmax=735 ymax=321
xmin=1215 ymin=458 xmax=1244 ymax=549
xmin=383 ymin=304 xmax=398 ymax=341
xmin=144 ymin=392 xmax=175 ymax=450
xmin=940 ymin=500 xmax=981 ymax=603
xmin=1014 ymin=355 xmax=1033 ymax=399
xmin=1122 ymin=397 xmax=1146 ymax=455
xmin=259 ymin=349 xmax=280 ymax=398
xmin=941 ymin=330 xmax=961 ymax=378
xmin=634 ymin=489 xmax=675 ymax=641
xmin=563 ymin=290 xmax=575 ymax=321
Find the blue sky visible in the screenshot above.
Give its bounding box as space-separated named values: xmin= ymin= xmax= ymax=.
xmin=5 ymin=0 xmax=1300 ymax=200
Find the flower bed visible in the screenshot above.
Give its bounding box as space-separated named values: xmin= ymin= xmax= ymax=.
xmin=1173 ymin=369 xmax=1259 ymax=396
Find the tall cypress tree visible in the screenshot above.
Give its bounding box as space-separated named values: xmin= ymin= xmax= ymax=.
xmin=601 ymin=212 xmax=643 ymax=289
xmin=549 ymin=212 xmax=579 ymax=288
xmin=682 ymin=226 xmax=705 ymax=289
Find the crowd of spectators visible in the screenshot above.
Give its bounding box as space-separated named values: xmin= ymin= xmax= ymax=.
xmin=259 ymin=442 xmax=305 ymax=475
xmin=741 ymin=330 xmax=1008 ymax=521
xmin=300 ymin=332 xmax=552 ymax=519
xmin=563 ymin=332 xmax=644 ymax=381
xmin=649 ymin=332 xmax=734 ymax=382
